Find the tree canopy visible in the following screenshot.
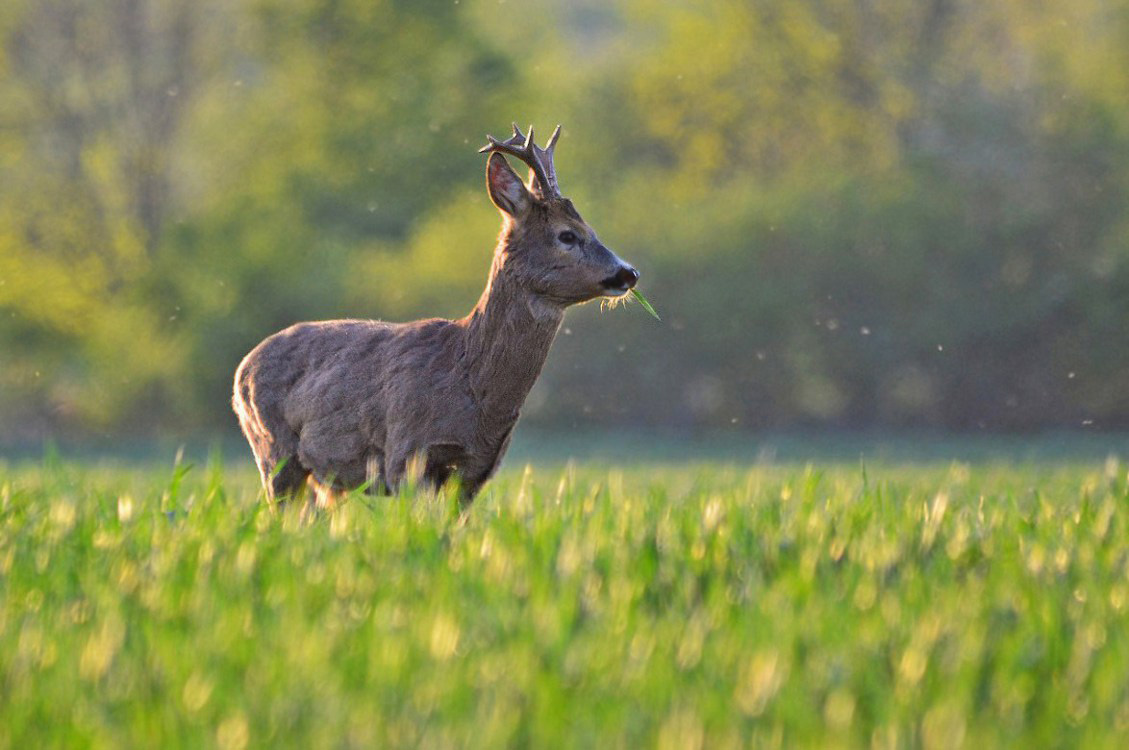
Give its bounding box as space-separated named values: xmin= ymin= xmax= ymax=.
xmin=2 ymin=0 xmax=1127 ymax=438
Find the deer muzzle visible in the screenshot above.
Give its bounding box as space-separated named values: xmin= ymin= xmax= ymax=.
xmin=600 ymin=265 xmax=640 ymax=295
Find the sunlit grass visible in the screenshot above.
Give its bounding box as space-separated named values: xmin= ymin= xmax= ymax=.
xmin=2 ymin=456 xmax=1129 ymax=747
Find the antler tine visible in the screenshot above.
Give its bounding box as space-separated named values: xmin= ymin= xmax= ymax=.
xmin=479 ymin=122 xmax=563 ymax=199
xmin=545 ymin=124 xmax=561 ymax=153
xmin=478 ymin=123 xmax=527 ymax=153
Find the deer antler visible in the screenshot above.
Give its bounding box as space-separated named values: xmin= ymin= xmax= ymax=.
xmin=479 ymin=122 xmax=562 ymax=199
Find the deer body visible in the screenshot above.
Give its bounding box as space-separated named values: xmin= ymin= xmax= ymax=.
xmin=233 ymin=124 xmax=638 ymax=506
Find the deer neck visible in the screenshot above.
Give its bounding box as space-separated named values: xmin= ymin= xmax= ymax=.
xmin=462 ymin=253 xmax=564 ymax=429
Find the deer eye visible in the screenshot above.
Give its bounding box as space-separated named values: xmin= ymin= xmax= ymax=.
xmin=557 ymin=230 xmax=578 ymax=245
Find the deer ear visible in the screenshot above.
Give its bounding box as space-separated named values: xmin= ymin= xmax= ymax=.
xmin=486 ymin=152 xmax=531 ymax=217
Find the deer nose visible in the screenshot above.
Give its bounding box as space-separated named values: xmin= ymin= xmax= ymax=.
xmin=603 ymin=265 xmax=639 ymax=291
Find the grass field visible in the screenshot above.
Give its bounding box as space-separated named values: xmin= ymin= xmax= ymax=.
xmin=2 ymin=449 xmax=1129 ymax=748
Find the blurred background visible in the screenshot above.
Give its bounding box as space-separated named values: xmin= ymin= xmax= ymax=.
xmin=1 ymin=0 xmax=1128 ymax=449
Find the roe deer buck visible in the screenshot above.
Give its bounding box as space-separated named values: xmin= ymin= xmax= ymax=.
xmin=233 ymin=124 xmax=639 ymax=508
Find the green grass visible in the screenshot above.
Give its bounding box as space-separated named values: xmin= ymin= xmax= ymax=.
xmin=2 ymin=454 xmax=1129 ymax=748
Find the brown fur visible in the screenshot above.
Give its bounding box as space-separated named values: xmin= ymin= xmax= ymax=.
xmin=233 ymin=147 xmax=637 ymax=507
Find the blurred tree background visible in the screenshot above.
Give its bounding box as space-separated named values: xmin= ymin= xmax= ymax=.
xmin=1 ymin=0 xmax=1127 ymax=440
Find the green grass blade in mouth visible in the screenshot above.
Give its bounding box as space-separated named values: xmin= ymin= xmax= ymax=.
xmin=630 ymin=288 xmax=661 ymax=320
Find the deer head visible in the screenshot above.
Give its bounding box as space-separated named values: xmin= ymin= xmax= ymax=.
xmin=480 ymin=124 xmax=639 ymax=306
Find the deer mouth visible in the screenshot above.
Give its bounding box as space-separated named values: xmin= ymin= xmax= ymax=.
xmin=600 ymin=282 xmax=632 ymax=297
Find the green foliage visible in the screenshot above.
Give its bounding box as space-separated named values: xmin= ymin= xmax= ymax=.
xmin=1 ymin=0 xmax=1128 ymax=435
xmin=630 ymin=289 xmax=661 ymax=321
xmin=3 ymin=457 xmax=1129 ymax=746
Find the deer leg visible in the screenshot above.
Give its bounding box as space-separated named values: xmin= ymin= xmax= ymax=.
xmin=453 ymin=432 xmax=511 ymax=510
xmin=364 ymin=453 xmax=390 ymax=496
xmin=422 ymin=443 xmax=464 ymax=493
xmin=452 ymin=466 xmax=492 ymax=510
xmin=236 ymin=382 xmax=305 ymax=504
xmin=259 ymin=451 xmax=309 ymax=503
xmin=383 ymin=446 xmax=411 ymax=495
xmin=423 ymin=462 xmax=455 ymax=492
xmin=388 ymin=441 xmax=438 ymax=494
xmin=310 ymin=478 xmax=341 ymax=510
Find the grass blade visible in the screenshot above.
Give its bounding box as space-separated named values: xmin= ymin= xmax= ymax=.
xmin=630 ymin=288 xmax=661 ymax=321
